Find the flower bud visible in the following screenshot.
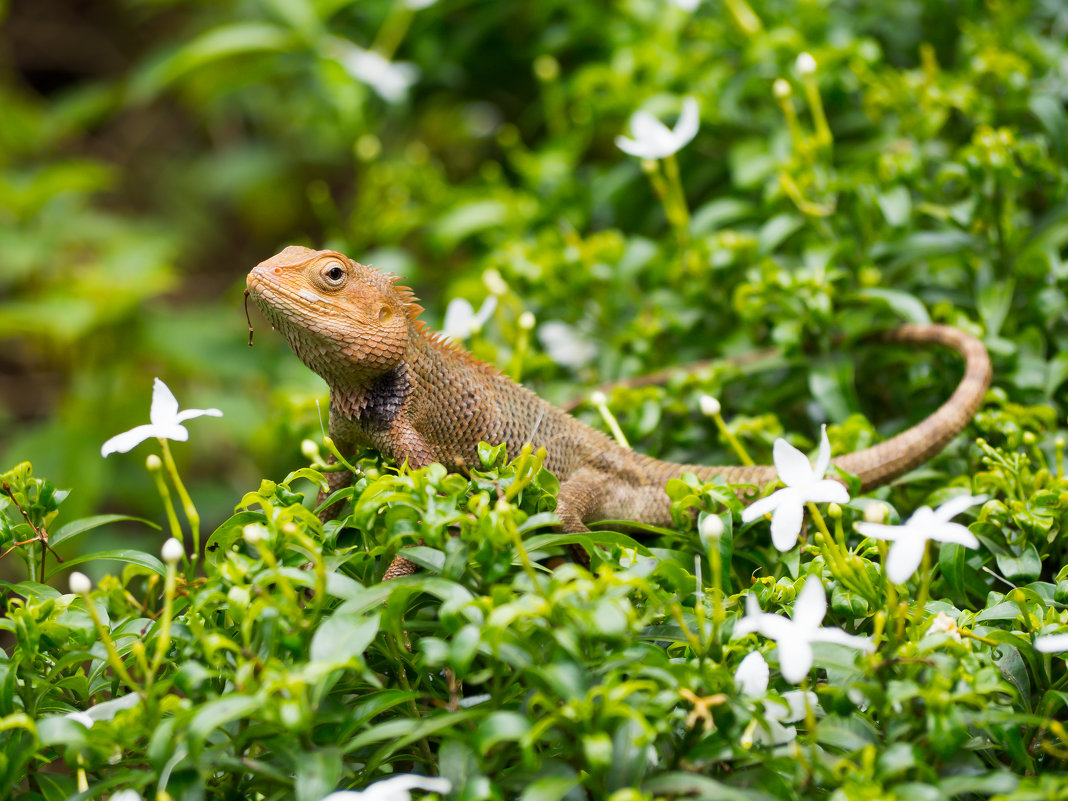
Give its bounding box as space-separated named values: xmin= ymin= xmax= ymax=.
xmin=699 ymin=394 xmax=721 ymax=417
xmin=773 ymin=79 xmax=792 ymax=99
xmin=242 ymin=524 xmax=267 ymax=545
xmin=827 ymin=503 xmax=842 ymax=519
xmin=69 ymin=571 xmax=92 ymax=595
xmin=796 ymin=52 xmax=817 ymax=76
xmin=590 ymin=391 xmax=608 ymax=407
xmin=301 ymin=439 xmax=319 ymax=461
xmin=863 ymin=502 xmax=888 ymax=524
xmin=161 ymin=537 xmax=184 ymax=564
xmin=146 ymin=454 xmax=162 ymax=472
xmin=483 ymin=269 xmax=508 ymax=296
xmin=519 ymin=311 xmax=536 ymax=330
xmin=699 ymin=514 xmax=725 ymax=542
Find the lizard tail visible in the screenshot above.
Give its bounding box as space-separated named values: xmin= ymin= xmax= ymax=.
xmin=830 ymin=323 xmax=991 ymax=491
xmin=649 ymin=323 xmax=991 ymax=491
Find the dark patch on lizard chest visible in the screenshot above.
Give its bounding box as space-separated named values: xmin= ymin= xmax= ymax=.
xmin=360 ymin=363 xmax=410 ymax=428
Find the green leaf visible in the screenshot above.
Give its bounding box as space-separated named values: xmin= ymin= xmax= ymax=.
xmin=855 ymin=288 xmax=931 ymax=324
xmin=995 ymin=544 xmax=1041 ymax=583
xmin=188 ymin=695 xmax=261 ymax=755
xmin=50 ymin=514 xmax=158 ymax=548
xmin=309 ymin=612 xmax=379 ymax=665
xmin=46 ymin=549 xmax=166 ymax=579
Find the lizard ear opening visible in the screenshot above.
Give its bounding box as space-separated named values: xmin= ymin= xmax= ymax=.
xmin=378 ymin=305 xmax=393 ymax=324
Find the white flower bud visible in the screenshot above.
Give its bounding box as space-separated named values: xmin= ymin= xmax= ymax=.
xmin=300 ymin=439 xmax=319 ymax=461
xmin=590 ymin=391 xmax=608 ymax=406
xmin=145 ymin=454 xmax=162 ymax=471
xmin=863 ymin=502 xmax=888 ymax=524
xmin=161 ymin=537 xmax=184 ymax=564
xmin=699 ymin=394 xmax=721 ymax=417
xmin=518 ymin=311 xmax=536 ymax=330
xmin=69 ymin=571 xmax=92 ymax=595
xmin=773 ymin=79 xmax=792 ymax=99
xmin=242 ymin=524 xmax=267 ymax=545
xmin=796 ymin=52 xmax=817 ymax=76
xmin=699 ymin=514 xmax=725 ymax=542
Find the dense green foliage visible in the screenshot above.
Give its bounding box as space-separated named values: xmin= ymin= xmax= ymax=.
xmin=3 ymin=0 xmax=1068 ymax=798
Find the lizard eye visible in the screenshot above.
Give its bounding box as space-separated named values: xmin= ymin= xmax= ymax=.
xmin=321 ymin=261 xmax=346 ymax=285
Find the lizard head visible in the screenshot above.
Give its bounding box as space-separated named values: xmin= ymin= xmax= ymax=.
xmin=246 ymin=246 xmax=416 ymax=386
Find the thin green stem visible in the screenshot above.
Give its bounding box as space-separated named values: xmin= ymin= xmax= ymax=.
xmin=148 ymin=454 xmax=183 ymax=546
xmin=912 ymin=545 xmax=933 ymax=626
xmin=159 ymin=440 xmax=199 ymax=564
xmin=80 ymin=594 xmax=142 ymax=694
xmin=712 ymin=412 xmax=754 ymax=465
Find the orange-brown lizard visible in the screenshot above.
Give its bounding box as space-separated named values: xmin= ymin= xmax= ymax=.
xmin=246 ymin=246 xmax=992 ymax=576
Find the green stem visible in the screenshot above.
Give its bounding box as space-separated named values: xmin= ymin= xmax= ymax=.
xmin=159 ymin=440 xmax=199 ymax=565
xmin=372 ymin=4 xmax=414 ymax=60
xmin=147 ymin=561 xmax=178 ymax=694
xmin=591 ymin=394 xmax=630 ymax=449
xmin=712 ymin=411 xmax=754 ymax=465
xmin=148 ymin=454 xmax=183 ymax=547
xmin=912 ymin=544 xmax=933 ymax=626
xmin=81 ymin=594 xmax=142 ymax=694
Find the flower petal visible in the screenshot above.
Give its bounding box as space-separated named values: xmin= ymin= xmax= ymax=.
xmin=769 ymin=490 xmax=804 ymax=551
xmin=671 ymin=97 xmax=700 ymax=151
xmin=734 ymin=652 xmax=769 ymax=696
xmin=630 ymin=111 xmax=675 ymax=155
xmin=101 ymin=424 xmax=163 ymax=457
xmin=854 ymin=521 xmax=902 ymax=542
xmin=801 ymin=479 xmax=849 ymax=505
xmin=811 ymin=627 xmax=875 ymax=652
xmin=792 ymin=579 xmax=827 ymax=629
xmin=772 ymin=438 xmax=815 ymax=486
xmin=149 ymin=378 xmax=180 ymax=426
xmin=741 ymin=490 xmax=784 ymax=523
xmin=780 ymin=690 xmax=818 ymax=723
xmin=615 ymin=135 xmax=659 ymax=160
xmin=886 ymin=538 xmax=925 ymax=584
xmin=932 ymin=493 xmax=987 ymax=523
xmin=775 ymin=633 xmax=814 ymax=684
xmin=442 ymin=298 xmax=475 ymax=339
xmin=174 ymin=407 xmax=223 ymax=424
xmin=1035 ymin=633 xmax=1068 ymax=653
xmin=813 ymin=424 xmax=831 ymax=479
xmin=362 ymin=774 xmax=452 ymax=800
xmin=927 ymin=521 xmax=979 ymax=548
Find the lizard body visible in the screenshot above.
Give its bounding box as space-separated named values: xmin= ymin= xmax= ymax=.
xmin=247 ymin=246 xmax=992 ymax=573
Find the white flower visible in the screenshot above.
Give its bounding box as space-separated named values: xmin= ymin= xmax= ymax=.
xmin=855 ymin=494 xmax=986 ymax=584
xmin=733 ymin=579 xmax=873 ymax=684
xmin=734 ymin=652 xmax=816 ymax=746
xmin=320 ymin=775 xmax=451 ymax=801
xmin=539 ymin=321 xmax=596 ymax=369
xmin=441 ymin=296 xmax=497 ymax=341
xmin=65 ymin=693 xmax=139 ymax=729
xmin=927 ymin=611 xmax=962 ymax=642
xmin=1035 ymin=633 xmax=1068 ymax=653
xmin=110 ymin=792 xmax=143 ymax=801
xmin=740 ymin=425 xmax=849 ymax=551
xmin=615 ymin=97 xmax=700 ymax=160
xmin=336 ymin=44 xmax=418 ymax=104
xmin=101 ymin=378 xmax=222 ymax=457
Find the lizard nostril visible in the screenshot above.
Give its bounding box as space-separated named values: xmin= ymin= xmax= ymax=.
xmin=273 ymin=267 xmax=282 ymax=274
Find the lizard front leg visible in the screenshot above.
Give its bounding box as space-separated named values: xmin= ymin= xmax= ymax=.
xmin=554 ymin=468 xmax=608 ymax=569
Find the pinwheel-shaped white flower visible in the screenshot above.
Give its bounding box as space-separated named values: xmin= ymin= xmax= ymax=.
xmin=741 ymin=425 xmax=849 ymax=551
xmin=65 ymin=692 xmax=139 ymax=729
xmin=320 ymin=775 xmax=451 ymax=801
xmin=101 ymin=378 xmax=222 ymax=457
xmin=855 ymin=494 xmax=986 ymax=584
xmin=441 ymin=295 xmax=497 ymax=341
xmin=1035 ymin=633 xmax=1068 ymax=653
xmin=615 ymin=97 xmax=700 ymax=161
xmin=734 ymin=579 xmax=873 ymax=684
xmin=734 ymin=652 xmax=816 ymax=746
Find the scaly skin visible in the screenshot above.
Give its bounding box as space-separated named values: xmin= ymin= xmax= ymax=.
xmin=247 ymin=246 xmax=992 ymax=576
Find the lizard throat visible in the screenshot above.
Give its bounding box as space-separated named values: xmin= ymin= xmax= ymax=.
xmin=331 ymin=362 xmax=410 ymax=428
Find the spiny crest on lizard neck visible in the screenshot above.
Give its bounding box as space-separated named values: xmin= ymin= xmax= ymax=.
xmin=246 ymin=245 xmax=424 ymax=386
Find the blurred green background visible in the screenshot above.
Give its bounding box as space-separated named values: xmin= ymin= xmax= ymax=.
xmin=3 ymin=0 xmax=1068 ymax=543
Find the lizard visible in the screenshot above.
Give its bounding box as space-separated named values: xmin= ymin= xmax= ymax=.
xmin=246 ymin=245 xmax=992 ymax=577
